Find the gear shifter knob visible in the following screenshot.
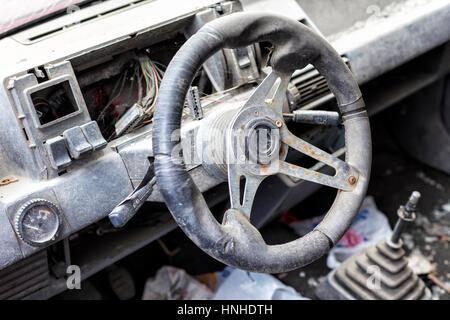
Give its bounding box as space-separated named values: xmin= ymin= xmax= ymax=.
xmin=388 ymin=191 xmax=421 ymax=248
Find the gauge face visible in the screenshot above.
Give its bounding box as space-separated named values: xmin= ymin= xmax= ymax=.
xmin=15 ymin=199 xmax=61 ymax=247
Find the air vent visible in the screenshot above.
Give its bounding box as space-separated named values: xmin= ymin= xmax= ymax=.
xmin=0 ymin=251 xmax=49 ymax=300
xmin=288 ymin=58 xmax=350 ymax=110
xmin=14 ymin=0 xmax=147 ymax=44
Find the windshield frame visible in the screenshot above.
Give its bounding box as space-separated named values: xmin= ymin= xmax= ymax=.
xmin=0 ymin=0 xmax=96 ymax=39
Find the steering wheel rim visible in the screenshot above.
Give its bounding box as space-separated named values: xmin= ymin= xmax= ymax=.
xmin=152 ymin=12 xmax=371 ymax=273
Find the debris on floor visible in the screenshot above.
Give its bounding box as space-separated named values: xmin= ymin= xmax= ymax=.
xmin=416 ymin=172 xmax=445 ymax=191
xmin=402 ymin=232 xmax=416 ymax=250
xmin=405 ymin=198 xmax=450 ymax=300
xmin=142 ymin=266 xmax=213 ymax=300
xmin=421 ymin=201 xmax=450 ymax=240
xmin=442 ymin=201 xmax=450 ymax=213
xmin=107 ymin=265 xmax=136 ymax=300
xmin=281 ymin=196 xmax=392 ymax=269
xmin=142 ymin=266 xmax=309 ymax=300
xmin=306 ymin=278 xmax=319 ymax=289
xmin=407 ymin=253 xmax=436 ymax=275
xmin=209 ymin=267 xmax=309 ymax=300
xmin=428 ymin=273 xmax=450 ymax=295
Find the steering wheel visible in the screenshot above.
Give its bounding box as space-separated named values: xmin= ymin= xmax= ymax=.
xmin=152 ymin=12 xmax=371 ymax=273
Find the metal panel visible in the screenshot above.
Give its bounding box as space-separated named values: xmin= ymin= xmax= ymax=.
xmin=0 ymin=250 xmax=49 ymax=300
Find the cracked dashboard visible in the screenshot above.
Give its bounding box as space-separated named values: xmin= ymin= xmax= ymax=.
xmin=0 ymin=0 xmax=449 ymax=299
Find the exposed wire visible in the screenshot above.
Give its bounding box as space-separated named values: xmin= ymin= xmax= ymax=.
xmin=146 ymin=62 xmax=159 ymax=113
xmin=33 ymin=102 xmax=50 ymax=108
xmin=137 ymin=72 xmax=143 ymax=103
xmin=151 ymin=60 xmax=167 ymax=69
xmin=118 ymin=64 xmax=138 ymax=118
xmin=96 ymin=69 xmax=129 ymax=124
xmin=194 ymin=81 xmax=256 ymax=105
xmin=199 ymin=81 xmax=255 ymax=98
xmin=199 ymin=96 xmax=250 ymax=103
xmin=102 ymin=57 xmax=165 ymax=138
xmin=92 ymin=87 xmax=104 ymax=110
xmin=32 ymin=97 xmax=58 ymax=118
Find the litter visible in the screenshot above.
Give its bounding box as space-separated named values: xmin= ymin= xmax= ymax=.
xmin=422 ymin=201 xmax=450 ymax=239
xmin=402 ymin=232 xmax=415 ymax=250
xmin=142 ymin=266 xmax=213 ymax=300
xmin=307 ymin=278 xmax=319 ymax=288
xmin=407 ymin=253 xmax=435 ymax=275
xmin=210 ymin=267 xmax=309 ymax=300
xmin=423 ymin=221 xmax=450 ymax=238
xmin=428 ymin=274 xmax=450 ymax=295
xmin=415 ymin=172 xmax=444 ymax=191
xmin=442 ymin=201 xmax=450 ymax=213
xmin=424 ymin=236 xmax=438 ymax=243
xmin=196 ymin=267 xmax=232 ymax=293
xmin=281 ymin=196 xmax=392 ymax=269
xmin=277 ymin=272 xmax=288 ymax=279
xmin=143 ymin=265 xmax=309 ymax=300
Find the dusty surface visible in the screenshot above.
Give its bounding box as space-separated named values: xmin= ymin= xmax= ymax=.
xmin=55 ymin=109 xmax=449 ymax=300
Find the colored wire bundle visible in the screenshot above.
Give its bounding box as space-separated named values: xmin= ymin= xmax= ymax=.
xmin=94 ymin=55 xmax=167 ymax=139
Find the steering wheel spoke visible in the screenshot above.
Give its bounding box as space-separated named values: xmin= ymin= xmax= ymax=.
xmin=279 ymin=127 xmax=358 ymax=191
xmin=242 ymin=70 xmax=291 ymax=114
xmin=278 ymin=161 xmax=352 ymax=191
xmin=228 ymin=165 xmax=266 ymax=219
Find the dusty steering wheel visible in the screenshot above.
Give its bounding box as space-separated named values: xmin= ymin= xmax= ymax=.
xmin=152 ymin=12 xmax=371 ymax=273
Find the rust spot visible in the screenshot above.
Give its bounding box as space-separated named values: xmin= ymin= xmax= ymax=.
xmin=275 ymin=120 xmax=283 ymax=128
xmin=301 ymin=143 xmax=312 ymax=153
xmin=0 ymin=177 xmax=18 ymax=186
xmin=261 ymin=164 xmax=269 ymax=174
xmin=314 ymin=173 xmax=320 ymax=178
xmin=348 ymin=176 xmax=357 ymax=185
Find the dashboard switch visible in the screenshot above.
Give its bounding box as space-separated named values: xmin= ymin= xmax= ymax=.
xmin=81 ymin=121 xmax=107 ymax=151
xmin=63 ymin=126 xmax=92 ymax=159
xmin=45 ymin=136 xmax=72 ymax=169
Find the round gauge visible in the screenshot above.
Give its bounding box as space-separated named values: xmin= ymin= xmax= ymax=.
xmin=15 ymin=199 xmax=61 ymax=247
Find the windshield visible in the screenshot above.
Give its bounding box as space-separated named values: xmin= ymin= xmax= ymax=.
xmin=0 ymin=0 xmax=87 ymax=36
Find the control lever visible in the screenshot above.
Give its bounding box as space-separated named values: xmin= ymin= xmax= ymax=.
xmin=284 ymin=110 xmax=341 ymax=126
xmin=108 ymin=164 xmax=156 ymax=228
xmin=317 ymin=190 xmax=431 ymax=300
xmin=387 ymin=191 xmax=420 ymax=248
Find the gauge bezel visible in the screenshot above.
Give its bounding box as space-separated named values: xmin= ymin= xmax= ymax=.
xmin=15 ymin=199 xmax=62 ymax=247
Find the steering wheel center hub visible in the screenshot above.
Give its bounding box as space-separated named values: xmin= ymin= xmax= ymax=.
xmin=245 ymin=117 xmax=280 ymax=165
xmin=229 ymin=105 xmax=287 ymax=176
